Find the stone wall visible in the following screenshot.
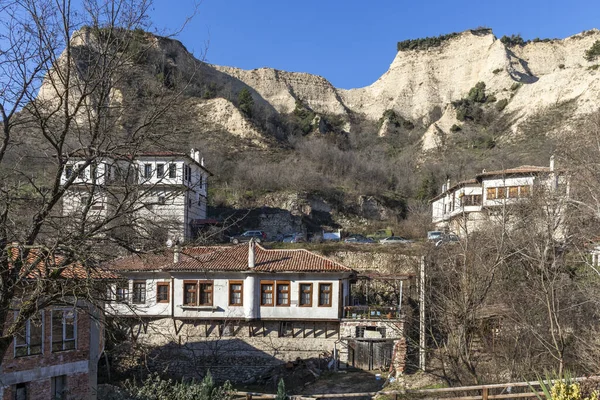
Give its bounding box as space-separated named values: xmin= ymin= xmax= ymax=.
xmin=118 ymin=317 xmax=407 ymax=383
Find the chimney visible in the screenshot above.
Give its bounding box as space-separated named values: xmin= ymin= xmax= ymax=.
xmin=194 ymin=150 xmax=201 ymax=163
xmin=248 ymin=238 xmax=255 ymax=269
xmin=190 ymin=148 xmax=195 ymax=159
xmin=201 ymin=157 xmax=205 ymax=167
xmin=173 ymin=243 xmax=181 ymax=263
xmin=550 ymin=155 xmax=555 ymax=172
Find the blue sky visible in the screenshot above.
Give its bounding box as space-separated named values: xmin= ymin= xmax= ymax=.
xmin=149 ymin=0 xmax=600 ymax=89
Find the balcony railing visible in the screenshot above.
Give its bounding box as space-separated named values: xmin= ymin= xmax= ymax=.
xmin=343 ymin=306 xmax=401 ymax=320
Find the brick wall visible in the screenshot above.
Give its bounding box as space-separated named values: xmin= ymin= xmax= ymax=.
xmin=1 ymin=308 xmax=93 ymax=400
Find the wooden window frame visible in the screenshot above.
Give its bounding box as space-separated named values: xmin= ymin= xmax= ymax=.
xmin=14 ymin=312 xmax=43 ymax=357
xmin=199 ymin=280 xmax=213 ymax=306
xmin=156 ymin=163 xmax=165 ymax=178
xmin=229 ymin=281 xmax=244 ymax=306
xmin=143 ymin=163 xmax=152 ymax=179
xmin=276 ymin=281 xmax=291 ymax=307
xmin=520 ymin=185 xmax=531 ymax=197
xmin=132 ymin=281 xmax=146 ymax=304
xmin=168 ymin=163 xmax=177 ymax=179
xmin=299 ymin=283 xmax=313 ymax=307
xmin=497 ymin=187 xmax=506 ymax=199
xmin=183 ymin=280 xmax=198 ymax=306
xmin=318 ymin=283 xmax=332 ymax=307
xmin=486 ymin=187 xmax=497 ymax=200
xmin=260 ymin=280 xmax=274 ymax=307
xmin=156 ymin=282 xmax=170 ymax=303
xmin=508 ymin=186 xmax=519 ymax=198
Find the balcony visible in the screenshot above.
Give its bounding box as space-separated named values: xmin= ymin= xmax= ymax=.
xmin=343 ymin=306 xmax=401 ymax=320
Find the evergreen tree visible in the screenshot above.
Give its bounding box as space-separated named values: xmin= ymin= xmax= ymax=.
xmin=238 ymin=87 xmax=254 ymax=118
xmin=276 ymin=378 xmax=287 ymax=400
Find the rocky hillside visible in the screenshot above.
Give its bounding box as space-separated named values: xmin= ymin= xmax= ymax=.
xmin=32 ymin=27 xmax=600 ymax=236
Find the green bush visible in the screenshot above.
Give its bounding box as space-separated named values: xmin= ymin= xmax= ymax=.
xmin=453 ymin=99 xmax=483 ymax=122
xmin=450 ymin=124 xmax=462 ymax=132
xmin=584 ymin=40 xmax=600 ymax=61
xmin=485 ymin=94 xmax=497 ymax=103
xmin=293 ymin=99 xmax=316 ymax=134
xmin=397 ymin=32 xmax=460 ymax=52
xmin=377 ymin=109 xmax=414 ymax=130
xmin=558 ymin=63 xmax=565 ymax=69
xmin=121 ymin=372 xmax=234 ymax=400
xmin=588 ymin=64 xmax=600 ymax=71
xmin=492 ymin=68 xmax=502 ymax=74
xmin=495 ymin=98 xmax=508 ymax=112
xmin=510 ymin=82 xmax=522 ymax=91
xmin=500 ymin=34 xmax=526 ymax=47
xmin=467 ymin=81 xmax=487 ymax=103
xmin=238 ymin=88 xmax=254 ymax=118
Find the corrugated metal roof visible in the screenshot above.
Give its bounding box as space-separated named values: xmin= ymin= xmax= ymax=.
xmin=108 ymin=244 xmax=352 ymax=273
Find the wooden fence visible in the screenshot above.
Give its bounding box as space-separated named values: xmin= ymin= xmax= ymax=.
xmin=235 ymin=375 xmax=600 ymax=400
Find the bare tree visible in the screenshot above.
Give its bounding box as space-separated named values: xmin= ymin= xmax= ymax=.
xmin=0 ymin=0 xmax=200 ymax=366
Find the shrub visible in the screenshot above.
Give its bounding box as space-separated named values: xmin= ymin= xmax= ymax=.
xmin=467 ymin=81 xmax=487 ymax=103
xmin=397 ymin=32 xmax=460 ymax=52
xmin=485 ymin=94 xmax=497 ymax=103
xmin=121 ymin=372 xmax=234 ymax=400
xmin=585 ymin=40 xmax=600 ymax=61
xmin=492 ymin=68 xmax=502 ymax=74
xmin=453 ymin=99 xmax=483 ymax=122
xmin=450 ymin=124 xmax=462 ymax=132
xmin=588 ymin=64 xmax=600 ymax=71
xmin=510 ymin=82 xmax=522 ymax=91
xmin=276 ymin=378 xmax=287 ymax=400
xmin=495 ymin=98 xmax=508 ymax=112
xmin=500 ymin=34 xmax=526 ymax=47
xmin=293 ymin=99 xmax=316 ymax=134
xmin=377 ymin=109 xmax=414 ymax=130
xmin=238 ymin=88 xmax=254 ymax=118
xmin=558 ymin=63 xmax=565 ymax=69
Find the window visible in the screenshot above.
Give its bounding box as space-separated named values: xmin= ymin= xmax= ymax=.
xmin=229 ymin=281 xmax=243 ymax=306
xmin=76 ymin=164 xmax=85 ymax=179
xmin=14 ymin=383 xmax=27 ymax=400
xmin=183 ymin=164 xmax=191 ymax=182
xmin=116 ymin=282 xmax=129 ymax=301
xmin=497 ymin=187 xmax=506 ymax=199
xmin=261 ymin=281 xmax=274 ymax=306
xmin=318 ymin=283 xmax=332 ymax=307
xmin=169 ymin=163 xmax=177 ymax=179
xmin=52 ymin=375 xmax=67 ymax=400
xmin=65 ymin=165 xmax=73 ymax=179
xmin=104 ymin=163 xmax=112 ymax=181
xmin=143 ymin=163 xmax=152 ymax=179
xmin=198 ymin=193 xmax=202 ymax=206
xmin=90 ymin=163 xmax=97 ymax=180
xmin=508 ymin=186 xmax=519 ymax=198
xmin=157 ymin=282 xmax=169 ymax=303
xmin=14 ymin=313 xmax=43 ymax=357
xmin=462 ymin=195 xmax=482 ymax=206
xmin=199 ymin=282 xmax=213 ymax=306
xmin=486 ymin=187 xmax=497 ymax=200
xmin=132 ymin=281 xmax=146 ymax=304
xmin=299 ymin=283 xmax=313 ymax=307
xmin=276 ymin=282 xmax=290 ymax=306
xmin=199 ymin=175 xmax=203 ymax=189
xmin=520 ymin=185 xmax=531 ymax=197
xmin=156 ymin=163 xmax=165 ymax=178
xmin=52 ymin=309 xmax=76 ymax=352
xmin=183 ymin=281 xmax=197 ymax=305
xmin=188 ymin=197 xmax=192 ymax=209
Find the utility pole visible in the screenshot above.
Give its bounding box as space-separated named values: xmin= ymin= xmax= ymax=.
xmin=419 ymin=256 xmax=426 ymax=371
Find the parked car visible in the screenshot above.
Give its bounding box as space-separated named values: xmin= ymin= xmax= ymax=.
xmin=344 ymin=234 xmax=375 ymax=244
xmin=379 ymin=236 xmax=413 ymax=244
xmin=230 ymin=230 xmax=267 ymax=244
xmin=427 ymin=231 xmax=444 ymax=241
xmin=435 ymin=233 xmax=460 ymax=247
xmin=282 ymin=233 xmax=305 ymax=243
xmin=367 ymin=228 xmax=394 ymax=241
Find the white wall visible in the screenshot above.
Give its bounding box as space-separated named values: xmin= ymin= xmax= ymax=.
xmin=110 ymin=272 xmax=350 ymax=321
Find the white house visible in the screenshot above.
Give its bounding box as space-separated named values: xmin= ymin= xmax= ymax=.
xmin=61 ymin=148 xmax=212 ymax=242
xmin=106 ymin=241 xmax=354 ymax=322
xmin=431 ymin=158 xmax=567 ymax=236
xmin=104 ymin=242 xmax=407 ymax=378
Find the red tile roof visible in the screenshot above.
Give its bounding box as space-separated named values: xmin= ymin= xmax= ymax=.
xmin=8 ymin=247 xmax=117 ymax=279
xmin=476 ymin=165 xmax=552 ymax=178
xmin=107 ymin=244 xmax=352 ymax=273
